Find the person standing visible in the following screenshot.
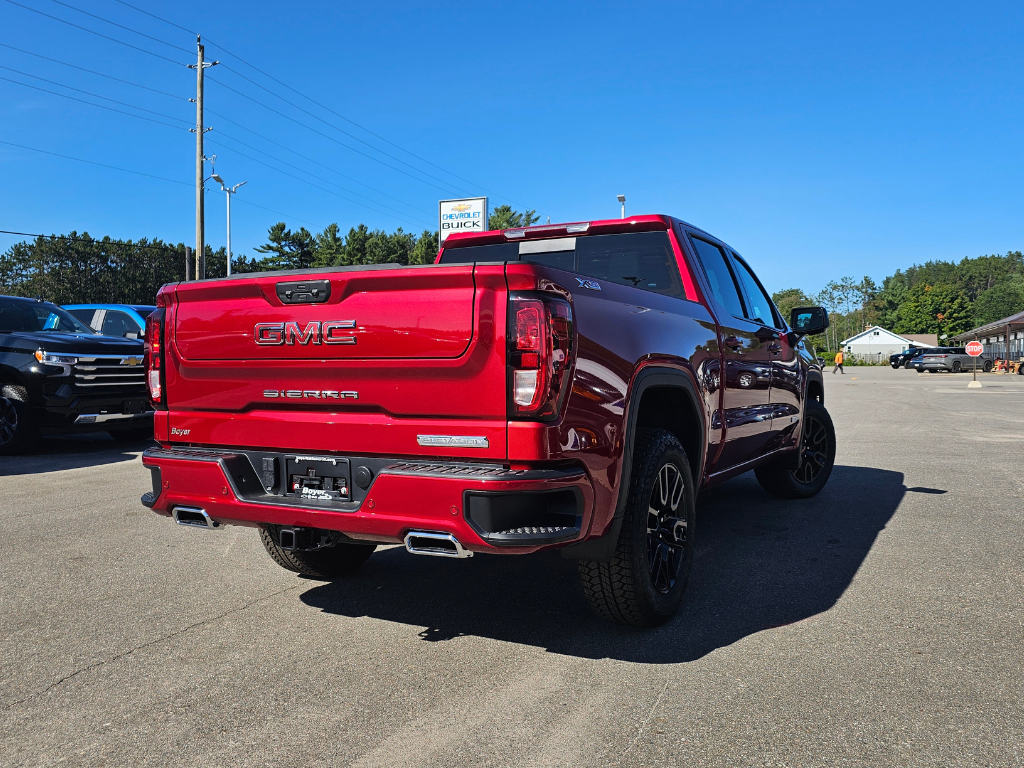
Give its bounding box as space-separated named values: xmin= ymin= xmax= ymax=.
xmin=833 ymin=350 xmax=844 ymax=374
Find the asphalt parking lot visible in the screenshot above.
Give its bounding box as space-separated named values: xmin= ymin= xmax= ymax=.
xmin=1 ymin=366 xmax=1022 ymax=767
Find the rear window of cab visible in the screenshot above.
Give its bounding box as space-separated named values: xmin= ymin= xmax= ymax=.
xmin=439 ymin=232 xmax=685 ymax=299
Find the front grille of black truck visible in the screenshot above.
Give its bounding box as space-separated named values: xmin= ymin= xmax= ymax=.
xmin=72 ymin=355 xmax=146 ymax=392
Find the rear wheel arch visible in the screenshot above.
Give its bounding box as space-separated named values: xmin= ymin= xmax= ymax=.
xmin=561 ymin=365 xmax=705 ymax=561
xmin=633 ymin=383 xmax=703 ymax=483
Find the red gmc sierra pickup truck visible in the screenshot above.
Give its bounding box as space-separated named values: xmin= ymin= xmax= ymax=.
xmin=140 ymin=214 xmax=834 ymax=626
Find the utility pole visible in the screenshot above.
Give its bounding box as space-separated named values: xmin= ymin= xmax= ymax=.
xmin=188 ymin=35 xmax=217 ymax=279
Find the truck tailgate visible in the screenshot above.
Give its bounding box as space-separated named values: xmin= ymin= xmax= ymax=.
xmin=162 ymin=264 xmax=509 ymax=460
xmin=175 ymin=266 xmax=475 ymax=360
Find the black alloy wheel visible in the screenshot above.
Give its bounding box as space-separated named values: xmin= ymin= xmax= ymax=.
xmin=646 ymin=462 xmax=688 ymax=594
xmin=755 ymin=398 xmax=836 ymax=499
xmin=0 ymin=396 xmax=17 ymax=447
xmin=577 ymin=429 xmax=696 ymax=626
xmin=0 ymin=388 xmax=34 ymax=455
xmin=952 ymin=361 xmax=962 ymax=373
xmin=793 ymin=409 xmax=830 ymax=485
xmin=984 ymin=360 xmax=994 ymax=372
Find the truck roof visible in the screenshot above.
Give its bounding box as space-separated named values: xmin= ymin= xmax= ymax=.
xmin=442 ymin=214 xmax=680 ymax=248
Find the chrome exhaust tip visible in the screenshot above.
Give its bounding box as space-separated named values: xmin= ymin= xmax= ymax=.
xmin=404 ymin=531 xmax=473 ymax=558
xmin=172 ymin=506 xmax=220 ymax=530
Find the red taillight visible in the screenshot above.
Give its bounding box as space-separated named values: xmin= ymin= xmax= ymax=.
xmin=144 ymin=308 xmax=166 ymax=407
xmin=516 ymin=306 xmax=542 ymax=350
xmin=508 ymin=294 xmax=574 ymax=420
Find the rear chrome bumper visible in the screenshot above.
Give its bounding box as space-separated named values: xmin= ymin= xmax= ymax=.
xmin=141 ymin=446 xmax=594 ymax=554
xmin=75 ymin=411 xmax=154 ymax=424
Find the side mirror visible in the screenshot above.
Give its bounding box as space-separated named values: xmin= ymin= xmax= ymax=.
xmin=789 ymin=306 xmax=829 ymax=336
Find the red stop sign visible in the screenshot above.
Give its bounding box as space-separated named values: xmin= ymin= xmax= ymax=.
xmin=966 ymin=340 xmax=984 ymax=356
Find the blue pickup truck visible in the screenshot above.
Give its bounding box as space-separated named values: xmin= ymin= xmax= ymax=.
xmin=63 ymin=304 xmax=156 ymax=339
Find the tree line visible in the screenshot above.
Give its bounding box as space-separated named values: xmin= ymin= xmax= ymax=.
xmin=5 ymin=206 xmax=1017 ymax=347
xmin=772 ymin=250 xmax=1024 ymax=351
xmin=0 ymin=205 xmax=539 ymax=304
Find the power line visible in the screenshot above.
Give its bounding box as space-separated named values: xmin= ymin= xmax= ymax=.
xmin=205 ymin=73 xmax=462 ymax=196
xmin=0 ymin=229 xmax=187 ymax=252
xmin=111 ymin=0 xmax=194 ymax=35
xmin=45 ymin=0 xmax=192 ymax=55
xmin=0 ymin=138 xmax=190 ymax=185
xmin=0 ymin=74 xmax=185 ymax=130
xmin=207 ymin=59 xmax=534 ymax=211
xmin=0 ymin=66 xmax=425 ymax=227
xmin=1 ymin=0 xmax=184 ymax=66
xmin=37 ymin=0 xmax=464 ymax=194
xmin=212 ymin=67 xmax=475 ymax=196
xmin=212 ymin=129 xmax=427 ymax=219
xmin=208 ymin=114 xmax=428 ymax=216
xmin=13 ymin=0 xmax=539 ymax=215
xmin=223 ymin=198 xmax=315 ymax=227
xmin=108 ymin=0 xmax=534 ymax=210
xmin=0 ymin=64 xmax=191 ymax=124
xmin=15 ymin=0 xmax=537 ymax=214
xmin=0 ymin=42 xmax=184 ymax=100
xmin=206 ymin=137 xmax=432 ymax=228
xmin=0 ymin=141 xmax=315 ymax=226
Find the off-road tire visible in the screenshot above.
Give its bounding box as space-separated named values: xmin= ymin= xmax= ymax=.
xmin=259 ymin=526 xmax=376 ymax=579
xmin=577 ymin=429 xmax=696 ymax=627
xmin=108 ymin=425 xmax=154 ymax=442
xmin=0 ymin=385 xmax=36 ymax=455
xmin=755 ymin=398 xmax=836 ymax=499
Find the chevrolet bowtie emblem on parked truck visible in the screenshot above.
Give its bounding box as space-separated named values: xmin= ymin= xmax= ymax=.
xmin=254 ymin=320 xmax=356 ymax=346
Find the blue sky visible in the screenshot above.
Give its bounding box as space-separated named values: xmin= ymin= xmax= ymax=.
xmin=1 ymin=0 xmax=1022 ymax=295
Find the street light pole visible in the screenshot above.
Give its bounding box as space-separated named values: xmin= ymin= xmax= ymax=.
xmin=212 ymin=174 xmax=246 ymax=276
xmin=617 ymin=194 xmax=626 ymax=219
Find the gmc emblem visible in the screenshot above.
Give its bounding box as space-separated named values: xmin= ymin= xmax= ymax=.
xmin=254 ymin=320 xmax=356 ymax=346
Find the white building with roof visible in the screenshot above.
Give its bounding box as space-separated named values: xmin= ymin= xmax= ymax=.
xmin=840 ymin=326 xmax=919 ymax=358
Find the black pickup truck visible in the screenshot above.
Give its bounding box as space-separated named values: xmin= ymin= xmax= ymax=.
xmin=0 ymin=295 xmax=153 ymax=454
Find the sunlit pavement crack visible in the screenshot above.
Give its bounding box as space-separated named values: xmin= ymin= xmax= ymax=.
xmin=2 ymin=584 xmax=302 ymax=711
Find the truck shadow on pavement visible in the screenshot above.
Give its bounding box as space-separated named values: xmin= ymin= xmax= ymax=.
xmin=0 ymin=436 xmax=152 ymax=477
xmin=300 ymin=465 xmax=905 ymax=663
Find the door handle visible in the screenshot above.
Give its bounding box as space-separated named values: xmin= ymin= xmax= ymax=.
xmin=723 ymin=336 xmax=742 ymax=349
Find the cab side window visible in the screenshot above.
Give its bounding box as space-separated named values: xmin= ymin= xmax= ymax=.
xmin=687 ymin=234 xmax=745 ymax=318
xmin=576 ymin=232 xmax=684 ymax=298
xmin=67 ymin=309 xmax=97 ymax=328
xmin=730 ymin=254 xmax=781 ymax=329
xmin=101 ymin=310 xmax=136 ymax=338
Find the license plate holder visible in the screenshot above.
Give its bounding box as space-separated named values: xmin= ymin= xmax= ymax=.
xmin=285 ymin=455 xmax=351 ymax=502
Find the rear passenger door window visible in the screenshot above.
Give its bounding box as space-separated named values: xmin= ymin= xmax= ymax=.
xmin=686 ymin=235 xmax=745 ymax=317
xmin=576 ymin=232 xmax=684 ymax=298
xmin=729 ymin=254 xmax=781 ymax=329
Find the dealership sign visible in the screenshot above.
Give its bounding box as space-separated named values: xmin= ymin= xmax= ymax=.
xmin=439 ymin=197 xmax=487 ymax=243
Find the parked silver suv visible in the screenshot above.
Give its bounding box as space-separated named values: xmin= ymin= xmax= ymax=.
xmin=919 ymin=347 xmax=993 ymax=373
